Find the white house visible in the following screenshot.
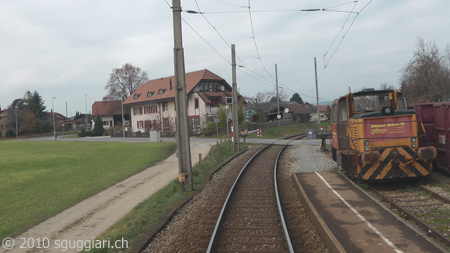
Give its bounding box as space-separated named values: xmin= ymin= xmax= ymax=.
xmin=123 ymin=69 xmax=245 ymax=135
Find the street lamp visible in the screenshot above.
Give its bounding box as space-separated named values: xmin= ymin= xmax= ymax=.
xmin=85 ymin=94 xmax=88 ymax=129
xmin=52 ymin=97 xmax=56 ymax=140
xmin=15 ymin=105 xmax=18 ymax=140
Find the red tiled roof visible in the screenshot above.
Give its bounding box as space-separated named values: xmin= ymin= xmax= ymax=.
xmin=123 ymin=69 xmax=226 ymax=105
xmin=92 ymin=100 xmax=122 ymax=116
xmin=315 ymin=105 xmax=329 ymax=112
xmin=280 ymin=102 xmax=311 ymax=114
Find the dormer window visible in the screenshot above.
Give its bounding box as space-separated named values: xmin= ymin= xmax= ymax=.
xmin=147 ymin=91 xmax=154 ymax=97
xmin=133 ymin=94 xmax=141 ymax=99
xmin=158 ymin=89 xmax=166 ymax=95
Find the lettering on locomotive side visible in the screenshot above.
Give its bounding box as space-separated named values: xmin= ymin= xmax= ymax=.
xmin=371 ymin=128 xmax=388 ymax=135
xmin=370 ymin=122 xmax=407 ymax=135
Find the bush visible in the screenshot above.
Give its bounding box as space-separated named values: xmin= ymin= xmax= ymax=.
xmin=204 ymin=121 xmax=217 ymax=136
xmin=78 ymin=127 xmax=86 ymax=137
xmin=85 ymin=130 xmax=95 ymax=137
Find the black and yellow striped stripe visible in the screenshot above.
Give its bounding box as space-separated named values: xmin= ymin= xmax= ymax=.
xmin=357 ymin=147 xmax=431 ymax=180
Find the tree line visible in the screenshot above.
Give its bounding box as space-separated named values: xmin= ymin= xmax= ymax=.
xmin=400 ymin=38 xmax=450 ymax=103
xmin=2 ymin=91 xmax=50 ymax=137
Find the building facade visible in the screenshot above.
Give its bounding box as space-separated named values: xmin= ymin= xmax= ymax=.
xmin=123 ymin=69 xmax=245 ymax=135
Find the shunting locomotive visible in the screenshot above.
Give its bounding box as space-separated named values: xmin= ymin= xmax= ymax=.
xmin=330 ymin=89 xmax=437 ymax=181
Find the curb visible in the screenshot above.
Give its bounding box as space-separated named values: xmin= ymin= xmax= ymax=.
xmin=292 ymin=173 xmax=345 ymax=253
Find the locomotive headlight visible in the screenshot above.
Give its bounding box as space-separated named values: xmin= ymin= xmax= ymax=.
xmin=411 ymin=137 xmax=417 ymax=148
xmin=364 ymin=140 xmax=370 ymax=151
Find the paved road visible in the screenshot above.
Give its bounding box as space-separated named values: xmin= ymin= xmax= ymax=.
xmin=28 ymin=135 xmax=331 ymax=146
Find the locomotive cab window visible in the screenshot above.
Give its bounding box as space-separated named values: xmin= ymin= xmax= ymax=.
xmin=332 ymin=105 xmax=337 ymax=123
xmin=338 ymin=99 xmax=347 ymax=121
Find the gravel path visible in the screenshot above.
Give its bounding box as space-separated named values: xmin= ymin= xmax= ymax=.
xmin=292 ymin=145 xmax=337 ymax=173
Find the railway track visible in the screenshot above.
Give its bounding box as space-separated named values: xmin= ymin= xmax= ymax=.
xmin=370 ymin=183 xmax=450 ymax=247
xmin=206 ymin=144 xmax=293 ymax=252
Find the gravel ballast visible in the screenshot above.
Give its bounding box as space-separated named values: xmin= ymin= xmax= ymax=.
xmin=144 ymin=144 xmax=334 ymax=252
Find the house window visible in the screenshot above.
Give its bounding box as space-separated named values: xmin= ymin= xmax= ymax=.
xmin=137 ymin=120 xmax=144 ymax=129
xmin=133 ymin=94 xmax=141 ymax=99
xmin=103 ymin=121 xmax=109 ymax=126
xmin=144 ymin=106 xmax=150 ymax=114
xmin=151 ymin=105 xmax=158 ymax=114
xmin=163 ymin=118 xmax=170 ymax=132
xmin=163 ymin=102 xmax=168 ymax=112
xmin=147 ymin=91 xmax=154 ymax=97
xmin=158 ymin=89 xmax=166 ymax=95
xmin=133 ymin=107 xmax=143 ymax=115
xmin=195 ymin=98 xmax=199 ymax=109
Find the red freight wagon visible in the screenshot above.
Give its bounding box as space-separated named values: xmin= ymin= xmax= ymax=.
xmin=415 ymin=102 xmax=450 ymax=173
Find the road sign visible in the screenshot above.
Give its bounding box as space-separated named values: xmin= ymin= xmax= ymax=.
xmin=214 ymin=112 xmax=219 ymax=123
xmin=306 ymin=129 xmax=314 ymax=139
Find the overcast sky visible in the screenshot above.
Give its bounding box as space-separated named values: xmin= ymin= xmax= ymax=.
xmin=1 ymin=0 xmax=449 ymax=117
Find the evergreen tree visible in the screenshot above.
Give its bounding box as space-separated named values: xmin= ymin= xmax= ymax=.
xmin=94 ymin=115 xmax=105 ymax=136
xmin=290 ymin=93 xmax=304 ymax=104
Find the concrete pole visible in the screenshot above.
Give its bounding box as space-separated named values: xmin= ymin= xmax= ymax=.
xmin=173 ymin=0 xmax=193 ymax=191
xmin=15 ymin=106 xmax=18 ymax=140
xmin=121 ymin=100 xmax=125 ymax=142
xmin=314 ymin=57 xmax=320 ymax=131
xmin=52 ymin=97 xmax=56 ymax=140
xmin=85 ymin=94 xmax=88 ymax=129
xmin=276 ymin=64 xmax=280 ymax=136
xmin=231 ymin=44 xmax=239 ymax=151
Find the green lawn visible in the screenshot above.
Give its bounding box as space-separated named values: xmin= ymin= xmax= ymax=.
xmin=245 ymin=121 xmax=330 ymax=139
xmin=0 ymin=140 xmax=176 ymax=239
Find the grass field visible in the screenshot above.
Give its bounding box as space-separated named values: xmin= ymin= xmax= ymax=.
xmin=0 ymin=140 xmax=176 ymax=239
xmin=245 ymin=121 xmax=330 ymax=139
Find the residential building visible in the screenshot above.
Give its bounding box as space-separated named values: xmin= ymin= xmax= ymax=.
xmin=91 ymin=101 xmax=130 ymax=130
xmin=64 ymin=113 xmax=94 ymax=130
xmin=123 ymin=69 xmax=246 ymax=135
xmin=0 ymin=109 xmax=9 ymax=137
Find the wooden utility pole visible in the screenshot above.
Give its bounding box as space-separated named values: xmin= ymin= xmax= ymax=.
xmin=172 ymin=0 xmax=193 ymax=191
xmin=231 ymin=44 xmax=239 ymax=151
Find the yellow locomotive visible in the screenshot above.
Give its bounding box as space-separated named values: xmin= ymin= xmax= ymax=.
xmin=330 ymin=89 xmax=436 ymax=180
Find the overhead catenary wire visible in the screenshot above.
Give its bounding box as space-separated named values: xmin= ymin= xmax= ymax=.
xmin=318 ymin=0 xmax=373 ymax=79
xmin=164 ymin=0 xmax=342 ymax=101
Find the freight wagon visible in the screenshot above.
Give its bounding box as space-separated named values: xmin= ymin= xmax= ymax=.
xmin=414 ymin=102 xmax=450 ymax=174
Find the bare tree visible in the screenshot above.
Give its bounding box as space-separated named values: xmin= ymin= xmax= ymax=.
xmin=379 ymin=82 xmax=396 ymax=90
xmin=104 ymin=63 xmax=149 ymax=101
xmin=400 ymin=38 xmax=450 ymax=103
xmin=245 ymin=91 xmax=276 ymax=114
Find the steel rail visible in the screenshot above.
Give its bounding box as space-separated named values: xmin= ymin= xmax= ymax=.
xmin=206 ymin=144 xmax=270 ymax=253
xmin=370 ymin=186 xmax=450 ymax=247
xmin=274 ymin=141 xmax=295 ymax=252
xmin=206 ymin=140 xmax=294 ymax=252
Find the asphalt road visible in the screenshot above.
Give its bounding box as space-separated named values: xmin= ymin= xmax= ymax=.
xmin=27 ymin=135 xmax=331 ymax=146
